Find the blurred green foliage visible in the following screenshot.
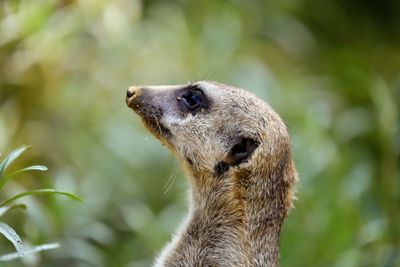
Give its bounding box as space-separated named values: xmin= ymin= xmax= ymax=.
xmin=0 ymin=145 xmax=81 ymax=262
xmin=0 ymin=0 xmax=399 ymax=266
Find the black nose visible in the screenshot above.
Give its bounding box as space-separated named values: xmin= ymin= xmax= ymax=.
xmin=127 ymin=89 xmax=135 ymax=98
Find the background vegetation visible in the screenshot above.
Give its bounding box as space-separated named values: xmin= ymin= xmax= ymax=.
xmin=0 ymin=0 xmax=399 ymax=266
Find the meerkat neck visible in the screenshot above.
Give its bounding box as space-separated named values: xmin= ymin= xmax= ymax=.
xmin=246 ymin=173 xmax=286 ymax=267
xmin=187 ymin=171 xmax=286 ymax=267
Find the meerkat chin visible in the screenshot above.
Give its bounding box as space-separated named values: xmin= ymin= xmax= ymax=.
xmin=126 ymin=81 xmax=298 ymax=267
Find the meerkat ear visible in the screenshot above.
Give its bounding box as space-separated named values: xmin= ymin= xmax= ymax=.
xmin=214 ymin=137 xmax=259 ymax=177
xmin=227 ymin=137 xmax=259 ymax=166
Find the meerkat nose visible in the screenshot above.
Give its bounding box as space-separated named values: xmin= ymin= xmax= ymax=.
xmin=127 ymin=87 xmax=136 ymax=98
xmin=126 ymin=86 xmax=142 ymax=107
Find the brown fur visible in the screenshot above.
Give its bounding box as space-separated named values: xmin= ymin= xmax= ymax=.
xmin=126 ymin=81 xmax=298 ymax=267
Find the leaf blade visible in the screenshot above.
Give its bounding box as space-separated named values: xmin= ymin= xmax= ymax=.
xmin=19 ymin=165 xmax=48 ymax=172
xmin=0 ymin=165 xmax=48 ymax=190
xmin=0 ymin=222 xmax=24 ymax=258
xmin=0 ymin=189 xmax=82 ymax=207
xmin=0 ymin=145 xmax=31 ymax=176
xmin=0 ymin=204 xmax=27 ymax=217
xmin=0 ymin=242 xmax=59 ymax=261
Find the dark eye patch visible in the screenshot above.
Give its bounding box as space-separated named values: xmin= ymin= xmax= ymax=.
xmin=176 ymin=85 xmax=210 ymax=114
xmin=182 ymin=90 xmax=204 ymax=110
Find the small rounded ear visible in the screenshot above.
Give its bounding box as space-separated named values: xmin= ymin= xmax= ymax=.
xmin=226 ymin=137 xmax=259 ymax=166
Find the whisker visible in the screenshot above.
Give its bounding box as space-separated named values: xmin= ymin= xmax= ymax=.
xmin=151 ymin=113 xmax=163 ymax=135
xmin=164 ymin=162 xmax=179 ymax=194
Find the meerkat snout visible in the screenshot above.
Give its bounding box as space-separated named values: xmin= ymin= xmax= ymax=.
xmin=126 ymin=86 xmax=140 ymax=106
xmin=126 ymin=81 xmax=298 ymax=267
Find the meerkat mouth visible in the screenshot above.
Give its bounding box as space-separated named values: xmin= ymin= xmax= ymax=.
xmin=141 ymin=113 xmax=172 ymax=140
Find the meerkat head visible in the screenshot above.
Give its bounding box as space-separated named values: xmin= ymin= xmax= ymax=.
xmin=126 ymin=81 xmax=296 ymax=198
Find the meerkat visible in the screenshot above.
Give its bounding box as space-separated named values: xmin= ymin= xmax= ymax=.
xmin=126 ymin=81 xmax=298 ymax=267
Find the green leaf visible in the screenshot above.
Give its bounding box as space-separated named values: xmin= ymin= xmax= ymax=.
xmin=0 ymin=242 xmax=60 ymax=261
xmin=0 ymin=204 xmax=27 ymax=217
xmin=0 ymin=165 xmax=48 ymax=190
xmin=0 ymin=145 xmax=32 ymax=177
xmin=0 ymin=189 xmax=82 ymax=207
xmin=0 ymin=222 xmax=24 ymax=258
xmin=17 ymin=165 xmax=47 ymax=172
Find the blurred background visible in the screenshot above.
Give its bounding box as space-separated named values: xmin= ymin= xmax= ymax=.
xmin=0 ymin=0 xmax=399 ymax=266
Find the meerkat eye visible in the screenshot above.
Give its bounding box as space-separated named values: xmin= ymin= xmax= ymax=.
xmin=177 ymin=87 xmax=209 ymax=114
xmin=182 ymin=90 xmax=204 ymax=110
xmin=177 ymin=85 xmax=210 ymax=114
